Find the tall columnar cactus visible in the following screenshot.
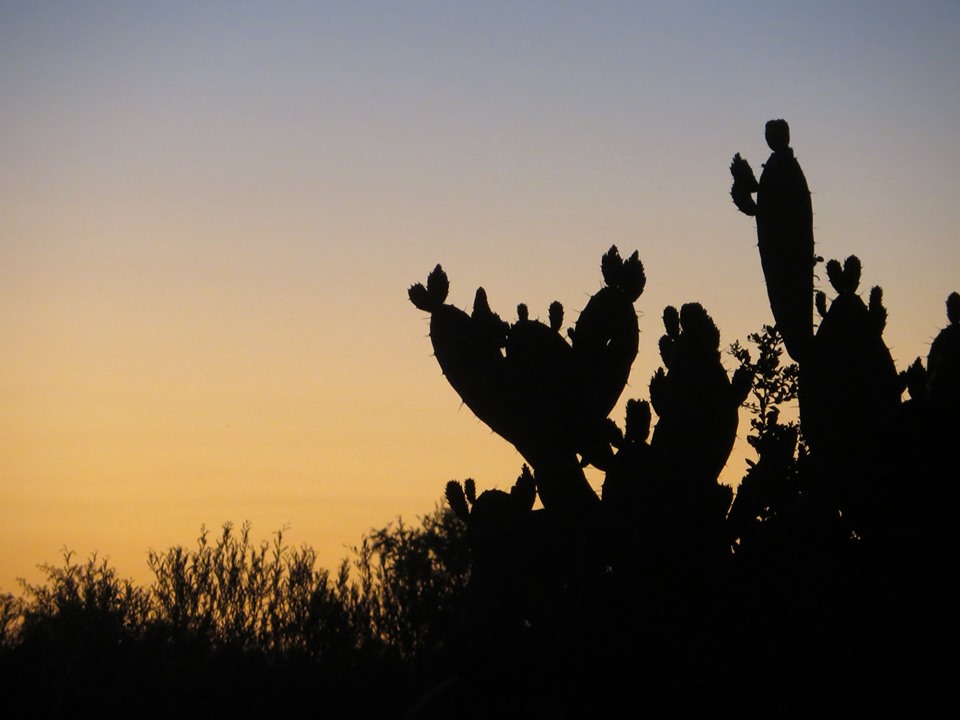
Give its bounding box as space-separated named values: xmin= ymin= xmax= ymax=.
xmin=730 ymin=119 xmax=815 ymax=363
xmin=409 ymin=246 xmax=644 ymax=512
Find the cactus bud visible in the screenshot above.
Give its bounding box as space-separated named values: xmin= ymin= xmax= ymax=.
xmin=409 ymin=265 xmax=451 ymax=311
xmin=869 ymin=286 xmax=887 ymax=332
xmin=843 ymin=256 xmax=862 ymax=293
xmin=663 ymin=306 xmax=680 ymax=338
xmin=947 ymin=292 xmax=960 ymax=324
xmin=621 ymin=250 xmax=647 ymax=301
xmin=815 ymin=291 xmax=828 ymax=318
xmin=445 ymin=480 xmax=470 ymax=522
xmin=427 ymin=264 xmax=449 ymax=299
xmin=408 ymin=283 xmax=432 ymax=311
xmin=826 ymin=259 xmax=844 ymax=293
xmin=764 ymin=119 xmax=790 ymax=152
xmin=510 ymin=465 xmax=536 ymax=511
xmin=548 ymin=301 xmax=564 ymax=332
xmin=680 ymin=303 xmax=721 ymax=351
xmin=473 ymin=287 xmax=492 ymax=318
xmin=601 ymin=245 xmax=624 ymax=287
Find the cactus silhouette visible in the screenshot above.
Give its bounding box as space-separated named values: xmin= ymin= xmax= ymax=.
xmin=801 ymin=255 xmax=900 ymax=458
xmin=600 ymin=304 xmax=752 ymax=578
xmin=731 ymin=119 xmax=815 ymax=363
xmin=409 ymin=245 xmax=643 ymax=512
xmin=728 ymin=122 xmax=960 ymax=569
xmin=649 ymin=303 xmax=753 ymax=491
xmin=404 ymin=120 xmax=957 ymax=717
xmin=884 ymin=293 xmax=960 ymax=543
xmin=926 ymin=291 xmax=960 ymax=407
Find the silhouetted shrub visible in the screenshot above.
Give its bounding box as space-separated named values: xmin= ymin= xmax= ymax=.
xmin=1 ymin=592 xmax=21 ymax=649
xmin=0 ymin=505 xmax=469 ymax=718
xmin=350 ymin=508 xmax=470 ymax=663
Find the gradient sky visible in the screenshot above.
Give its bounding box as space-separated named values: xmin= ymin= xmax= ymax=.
xmin=2 ymin=1 xmax=959 ymax=591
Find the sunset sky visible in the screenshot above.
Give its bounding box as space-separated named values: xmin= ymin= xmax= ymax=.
xmin=2 ymin=1 xmax=959 ymax=591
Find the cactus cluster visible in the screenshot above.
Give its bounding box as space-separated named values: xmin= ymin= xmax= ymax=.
xmin=730 ymin=119 xmax=958 ymax=543
xmin=406 ymin=119 xmax=958 ymax=715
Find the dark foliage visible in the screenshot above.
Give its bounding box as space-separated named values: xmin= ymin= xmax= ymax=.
xmin=0 ymin=508 xmax=469 ymax=718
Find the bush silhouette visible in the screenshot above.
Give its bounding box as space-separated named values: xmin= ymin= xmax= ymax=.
xmin=1 ymin=509 xmax=469 ymax=718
